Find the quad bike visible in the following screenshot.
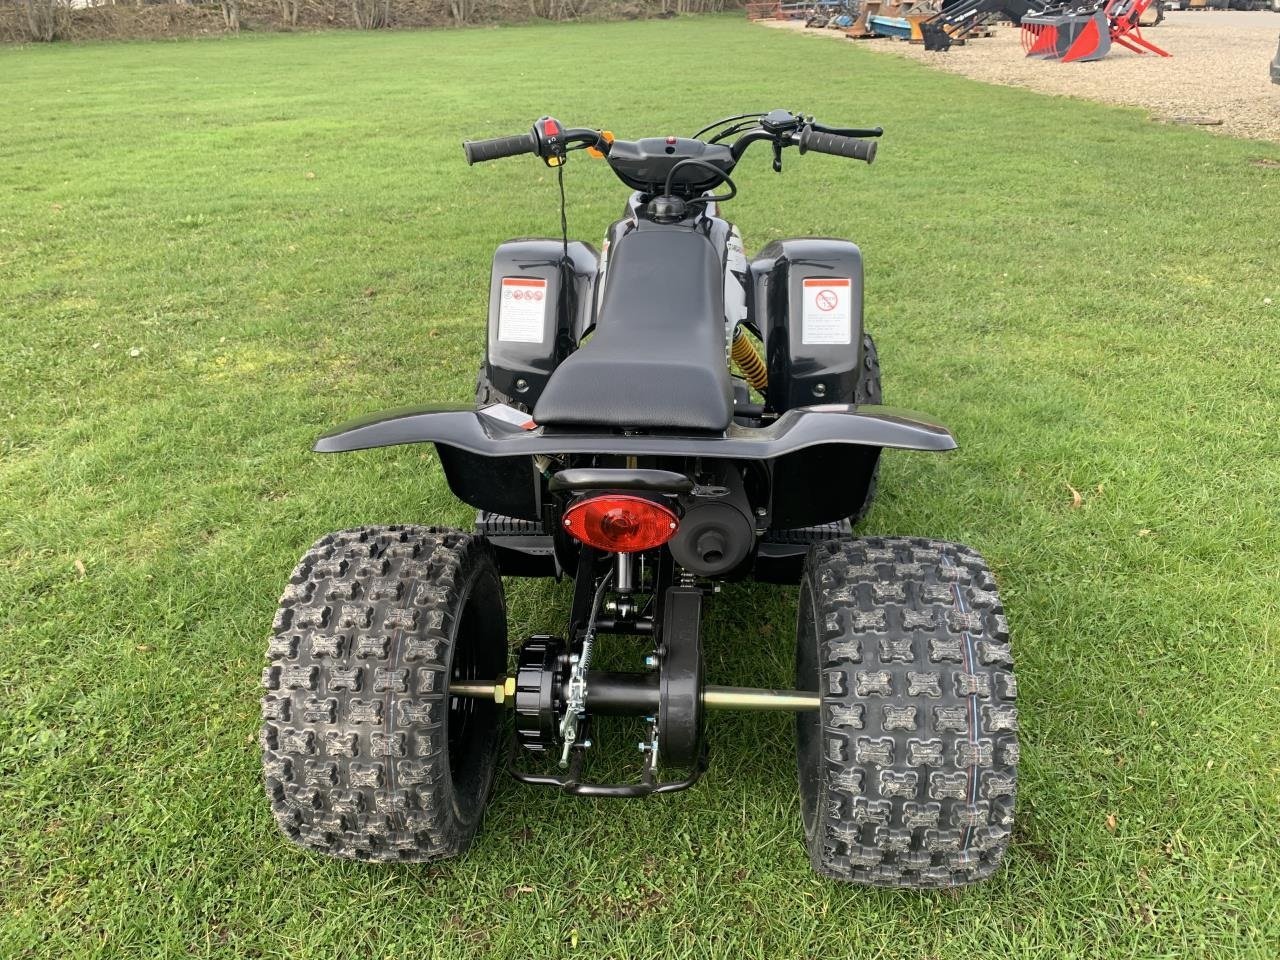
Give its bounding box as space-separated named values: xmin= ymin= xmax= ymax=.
xmin=261 ymin=110 xmax=1018 ymax=887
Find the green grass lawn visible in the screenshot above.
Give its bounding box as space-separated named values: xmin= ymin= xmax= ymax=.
xmin=2 ymin=15 xmax=1279 ymax=959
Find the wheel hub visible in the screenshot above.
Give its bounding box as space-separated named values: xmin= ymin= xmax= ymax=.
xmin=513 ymin=635 xmax=568 ymax=754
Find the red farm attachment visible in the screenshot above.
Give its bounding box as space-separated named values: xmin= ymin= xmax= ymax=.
xmin=1105 ymin=0 xmax=1170 ymax=57
xmin=1021 ymin=0 xmax=1169 ymax=62
xmin=1021 ymin=4 xmax=1111 ymax=61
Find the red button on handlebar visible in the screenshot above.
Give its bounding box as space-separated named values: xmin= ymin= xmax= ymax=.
xmin=543 ymin=119 xmax=560 ymax=136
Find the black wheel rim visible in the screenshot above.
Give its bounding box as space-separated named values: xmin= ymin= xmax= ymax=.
xmin=795 ymin=579 xmax=822 ymax=839
xmin=445 ymin=571 xmax=506 ymax=823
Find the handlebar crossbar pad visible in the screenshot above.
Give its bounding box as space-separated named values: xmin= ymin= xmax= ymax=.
xmin=463 ymin=133 xmax=539 ymax=165
xmin=797 ymin=128 xmax=877 ymax=164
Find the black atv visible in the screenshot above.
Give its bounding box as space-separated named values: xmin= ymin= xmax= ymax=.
xmin=261 ymin=110 xmax=1018 ymax=888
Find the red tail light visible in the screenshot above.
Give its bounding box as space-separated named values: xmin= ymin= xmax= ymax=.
xmin=562 ymin=495 xmax=679 ymax=553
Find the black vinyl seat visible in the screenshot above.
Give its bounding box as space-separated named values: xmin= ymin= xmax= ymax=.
xmin=533 ymin=227 xmax=733 ymax=432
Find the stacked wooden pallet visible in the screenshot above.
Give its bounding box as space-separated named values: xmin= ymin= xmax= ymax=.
xmin=745 ymin=2 xmax=784 ymax=19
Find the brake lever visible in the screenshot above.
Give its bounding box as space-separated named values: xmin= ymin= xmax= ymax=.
xmin=811 ymin=123 xmax=884 ymax=138
xmin=772 ymin=140 xmax=783 ymax=174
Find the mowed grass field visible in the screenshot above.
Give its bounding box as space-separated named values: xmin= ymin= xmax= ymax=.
xmin=2 ymin=15 xmax=1279 ymax=959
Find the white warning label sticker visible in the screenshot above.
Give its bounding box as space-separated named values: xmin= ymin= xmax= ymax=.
xmin=479 ymin=403 xmax=537 ymax=430
xmin=498 ymin=277 xmax=548 ymax=343
xmin=801 ymin=277 xmax=852 ymax=346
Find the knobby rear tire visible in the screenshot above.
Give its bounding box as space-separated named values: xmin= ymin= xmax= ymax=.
xmin=796 ymin=536 xmax=1018 ymax=887
xmin=262 ymin=526 xmax=508 ymax=862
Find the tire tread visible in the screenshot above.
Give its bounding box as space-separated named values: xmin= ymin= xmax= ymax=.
xmin=262 ymin=525 xmax=503 ymax=862
xmin=800 ymin=535 xmax=1017 ymax=888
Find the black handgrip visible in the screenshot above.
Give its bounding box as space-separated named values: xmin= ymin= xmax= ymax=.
xmin=797 ymin=127 xmax=877 ymax=164
xmin=463 ymin=132 xmax=538 ymax=165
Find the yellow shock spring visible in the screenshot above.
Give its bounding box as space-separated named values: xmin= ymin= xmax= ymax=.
xmin=731 ymin=327 xmax=769 ymax=393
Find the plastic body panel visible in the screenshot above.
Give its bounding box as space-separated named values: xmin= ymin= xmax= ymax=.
xmin=313 ymin=404 xmax=954 ymax=458
xmin=484 ymin=239 xmax=598 ymax=407
xmin=604 ymin=195 xmax=746 ymax=342
xmin=313 ymin=403 xmax=954 ymax=523
xmin=604 ymin=139 xmax=735 ymax=194
xmin=749 ymin=238 xmax=865 ymax=412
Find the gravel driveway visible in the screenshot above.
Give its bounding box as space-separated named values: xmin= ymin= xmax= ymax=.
xmin=761 ymin=11 xmax=1280 ymax=142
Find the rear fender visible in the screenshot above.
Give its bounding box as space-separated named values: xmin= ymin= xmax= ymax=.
xmin=312 ymin=403 xmax=956 ymax=522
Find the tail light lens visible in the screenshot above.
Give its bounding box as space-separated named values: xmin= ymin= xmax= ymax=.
xmin=562 ymin=495 xmax=679 ymax=553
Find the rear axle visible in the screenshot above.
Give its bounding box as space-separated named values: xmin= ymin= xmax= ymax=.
xmin=451 ymin=673 xmax=819 ymax=712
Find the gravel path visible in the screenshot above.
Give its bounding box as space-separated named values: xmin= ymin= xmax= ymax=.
xmin=761 ymin=12 xmax=1280 ymax=142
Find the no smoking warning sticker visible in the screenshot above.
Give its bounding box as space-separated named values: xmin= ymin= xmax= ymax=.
xmin=801 ymin=277 xmax=852 ymax=346
xmin=498 ymin=277 xmax=547 ymax=343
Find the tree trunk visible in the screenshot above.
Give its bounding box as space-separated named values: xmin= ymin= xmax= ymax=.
xmin=22 ymin=0 xmax=59 ymax=41
xmin=351 ymin=0 xmax=387 ymax=28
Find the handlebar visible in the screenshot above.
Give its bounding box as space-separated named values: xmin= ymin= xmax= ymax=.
xmin=461 ymin=111 xmax=881 ymax=185
xmin=796 ymin=127 xmax=877 ymax=164
xmin=812 ymin=124 xmax=884 ymax=139
xmin=464 ymin=119 xmax=607 ymax=167
xmin=463 ymin=132 xmax=539 ymax=165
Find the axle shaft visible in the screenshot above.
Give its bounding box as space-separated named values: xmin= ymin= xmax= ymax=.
xmin=450 ymin=678 xmax=818 ymax=712
xmin=702 ymin=685 xmax=819 ymax=711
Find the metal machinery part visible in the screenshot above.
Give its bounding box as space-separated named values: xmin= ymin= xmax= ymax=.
xmin=557 ymin=571 xmax=613 ymax=767
xmin=497 ymin=549 xmax=687 ymax=795
xmin=656 ymin=586 xmax=703 ymax=767
xmin=615 ymin=551 xmax=634 ymax=593
xmin=667 ymin=499 xmax=755 ymax=576
xmin=453 ymin=679 xmax=820 ymax=713
xmin=473 ymin=555 xmax=820 ymax=797
xmin=666 ymin=463 xmax=756 ymax=578
xmin=512 ymin=636 xmax=568 ymax=754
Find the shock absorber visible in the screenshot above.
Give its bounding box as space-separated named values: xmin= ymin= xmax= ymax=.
xmin=731 ymin=326 xmax=768 ymax=393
